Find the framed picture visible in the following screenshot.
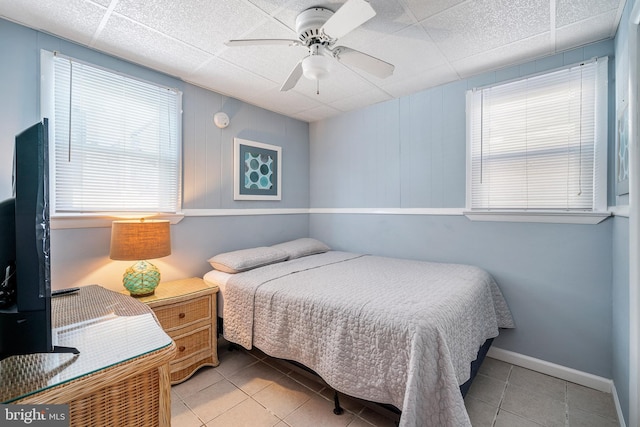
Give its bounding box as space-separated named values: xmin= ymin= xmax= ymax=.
xmin=234 ymin=138 xmax=282 ymax=200
xmin=617 ymin=104 xmax=629 ymax=196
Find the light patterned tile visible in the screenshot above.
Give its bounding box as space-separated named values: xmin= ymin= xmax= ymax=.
xmin=171 ymin=398 xmax=204 ymax=427
xmin=568 ymin=408 xmax=619 ymax=427
xmin=346 ymin=417 xmax=376 ymax=427
xmin=172 ymin=367 xmax=225 ymax=399
xmin=262 ymin=356 xmax=295 ymax=376
xmin=253 ymin=376 xmax=314 ymax=419
xmin=478 ymin=357 xmax=512 ymax=381
xmin=248 ymin=346 xmax=269 ymax=361
xmin=182 ymin=379 xmax=249 ymax=424
xmin=494 ymin=409 xmax=543 ymax=427
xmin=204 ymin=398 xmax=280 ymax=427
xmin=171 ymin=353 xmax=621 ymax=427
xmin=358 ymin=406 xmax=399 ymax=427
xmin=227 ymin=360 xmax=286 ymax=396
xmin=285 ymin=395 xmax=355 ymax=427
xmin=500 ymin=383 xmax=566 ymax=427
xmin=287 ymin=369 xmax=327 ymax=393
xmin=509 ymin=366 xmax=566 ymax=401
xmin=467 ymin=373 xmax=506 ymax=406
xmin=567 ymin=382 xmax=618 ymax=421
xmin=215 ymin=348 xmax=261 ymax=378
xmin=464 ymin=396 xmax=498 ymax=427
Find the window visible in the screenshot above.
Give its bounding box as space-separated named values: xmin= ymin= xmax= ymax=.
xmin=41 ymin=50 xmax=182 ymax=215
xmin=466 ymin=58 xmax=608 ymax=218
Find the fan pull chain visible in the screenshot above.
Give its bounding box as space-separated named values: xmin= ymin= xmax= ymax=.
xmin=316 ymin=79 xmax=320 ymax=95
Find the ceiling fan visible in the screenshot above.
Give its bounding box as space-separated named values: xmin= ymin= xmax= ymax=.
xmin=225 ymin=0 xmax=394 ymax=93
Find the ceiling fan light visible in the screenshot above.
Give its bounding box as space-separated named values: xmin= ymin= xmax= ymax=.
xmin=302 ymin=55 xmax=332 ymax=80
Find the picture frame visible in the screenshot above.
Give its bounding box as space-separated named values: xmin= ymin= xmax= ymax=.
xmin=234 ymin=138 xmax=282 ymax=201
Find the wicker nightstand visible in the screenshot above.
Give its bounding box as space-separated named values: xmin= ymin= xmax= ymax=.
xmin=133 ymin=277 xmax=219 ymax=384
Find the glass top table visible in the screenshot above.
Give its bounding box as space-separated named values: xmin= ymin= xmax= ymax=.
xmin=0 ymin=285 xmax=173 ymax=403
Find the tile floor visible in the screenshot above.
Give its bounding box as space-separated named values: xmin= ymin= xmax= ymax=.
xmin=171 ymin=340 xmax=620 ymax=427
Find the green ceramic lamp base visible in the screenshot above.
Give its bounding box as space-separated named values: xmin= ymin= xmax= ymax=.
xmin=122 ymin=260 xmax=161 ymax=297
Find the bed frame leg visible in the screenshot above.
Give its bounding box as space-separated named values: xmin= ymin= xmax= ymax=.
xmin=333 ymin=391 xmax=344 ymax=415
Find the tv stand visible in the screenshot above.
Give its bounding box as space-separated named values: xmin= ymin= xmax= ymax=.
xmin=0 ymin=285 xmax=175 ymax=427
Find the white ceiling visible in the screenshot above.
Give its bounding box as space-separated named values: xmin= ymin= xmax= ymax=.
xmin=0 ymin=0 xmax=626 ymax=122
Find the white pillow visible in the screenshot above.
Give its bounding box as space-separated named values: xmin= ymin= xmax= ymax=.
xmin=271 ymin=238 xmax=330 ymax=260
xmin=208 ymin=247 xmax=288 ymax=274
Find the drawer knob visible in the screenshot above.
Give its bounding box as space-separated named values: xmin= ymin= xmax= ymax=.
xmin=178 ymin=312 xmax=186 ymax=319
xmin=179 ymin=346 xmax=186 ymax=352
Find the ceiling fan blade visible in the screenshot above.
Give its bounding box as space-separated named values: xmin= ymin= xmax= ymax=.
xmin=321 ymin=0 xmax=376 ymax=40
xmin=334 ymin=46 xmax=394 ymax=79
xmin=226 ymin=39 xmax=301 ymax=47
xmin=280 ymin=60 xmax=304 ymax=91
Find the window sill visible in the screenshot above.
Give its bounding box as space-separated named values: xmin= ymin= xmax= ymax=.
xmin=51 ymin=212 xmax=185 ymax=230
xmin=463 ymin=210 xmax=611 ymax=224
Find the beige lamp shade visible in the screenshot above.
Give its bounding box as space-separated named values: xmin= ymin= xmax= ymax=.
xmin=110 ymin=219 xmax=171 ymax=261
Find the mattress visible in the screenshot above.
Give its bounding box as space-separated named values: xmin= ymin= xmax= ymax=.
xmin=218 ymin=251 xmax=513 ymax=427
xmin=203 ymin=269 xmax=232 ymax=317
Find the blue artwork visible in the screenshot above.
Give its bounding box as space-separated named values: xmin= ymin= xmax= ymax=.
xmin=234 ymin=138 xmax=281 ymax=200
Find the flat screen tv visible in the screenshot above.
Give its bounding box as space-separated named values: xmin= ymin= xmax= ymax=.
xmin=0 ymin=119 xmax=77 ymax=359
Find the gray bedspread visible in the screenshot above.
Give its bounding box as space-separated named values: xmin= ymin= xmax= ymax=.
xmin=223 ymin=251 xmax=514 ymax=427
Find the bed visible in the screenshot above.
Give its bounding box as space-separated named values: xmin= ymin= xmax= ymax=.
xmin=203 ymin=238 xmax=514 ymax=427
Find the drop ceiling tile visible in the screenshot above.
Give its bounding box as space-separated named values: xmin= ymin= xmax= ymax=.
xmin=0 ymin=0 xmax=105 ymax=45
xmin=332 ymin=0 xmax=414 ymax=51
xmin=450 ymin=33 xmax=553 ymax=79
xmin=246 ymin=0 xmax=289 ymax=16
xmin=0 ymin=0 xmax=627 ymax=122
xmin=92 ymin=13 xmax=209 ymax=78
xmin=187 ymin=57 xmax=278 ymax=102
xmin=252 ymin=86 xmax=325 ymax=116
xmin=422 ymin=0 xmax=549 ymax=62
xmin=403 ymin=0 xmax=466 ymax=21
xmin=225 ymin=11 xmax=297 ymax=41
xmin=363 ymin=24 xmax=447 ymax=82
xmin=556 ymin=0 xmax=620 ymax=28
xmin=219 ymin=19 xmax=308 ymax=84
xmin=379 ymin=63 xmax=458 ymax=98
xmin=114 ymin=0 xmax=267 ymax=55
xmin=293 ymin=104 xmax=342 ymax=122
xmin=328 ymin=87 xmax=393 ymax=112
xmin=555 ymin=11 xmax=617 ymax=52
xmin=220 ymin=44 xmax=307 ymax=84
xmin=362 ymin=0 xmax=415 ymax=33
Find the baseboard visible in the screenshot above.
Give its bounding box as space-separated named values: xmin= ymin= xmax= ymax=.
xmin=487 ymin=347 xmax=612 ymax=393
xmin=611 ymin=382 xmax=628 ymax=427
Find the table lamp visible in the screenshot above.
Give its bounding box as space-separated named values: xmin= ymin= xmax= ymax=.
xmin=110 ymin=219 xmax=171 ymax=297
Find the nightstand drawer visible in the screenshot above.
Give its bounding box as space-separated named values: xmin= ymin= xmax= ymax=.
xmin=135 ymin=277 xmax=219 ymax=384
xmin=153 ymin=294 xmax=212 ymax=331
xmin=172 ymin=325 xmax=212 ymax=361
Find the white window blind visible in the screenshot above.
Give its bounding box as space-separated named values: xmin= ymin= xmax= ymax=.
xmin=466 ymin=57 xmax=608 ymax=212
xmin=41 ymin=51 xmax=182 ymax=214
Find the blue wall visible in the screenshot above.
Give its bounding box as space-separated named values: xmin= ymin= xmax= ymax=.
xmin=612 ymin=216 xmax=630 ymax=423
xmin=309 ymin=40 xmax=617 ymax=379
xmin=0 ymin=11 xmax=632 ymax=419
xmin=611 ymin=0 xmax=634 ymax=423
xmin=0 ymin=18 xmax=310 ymax=291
